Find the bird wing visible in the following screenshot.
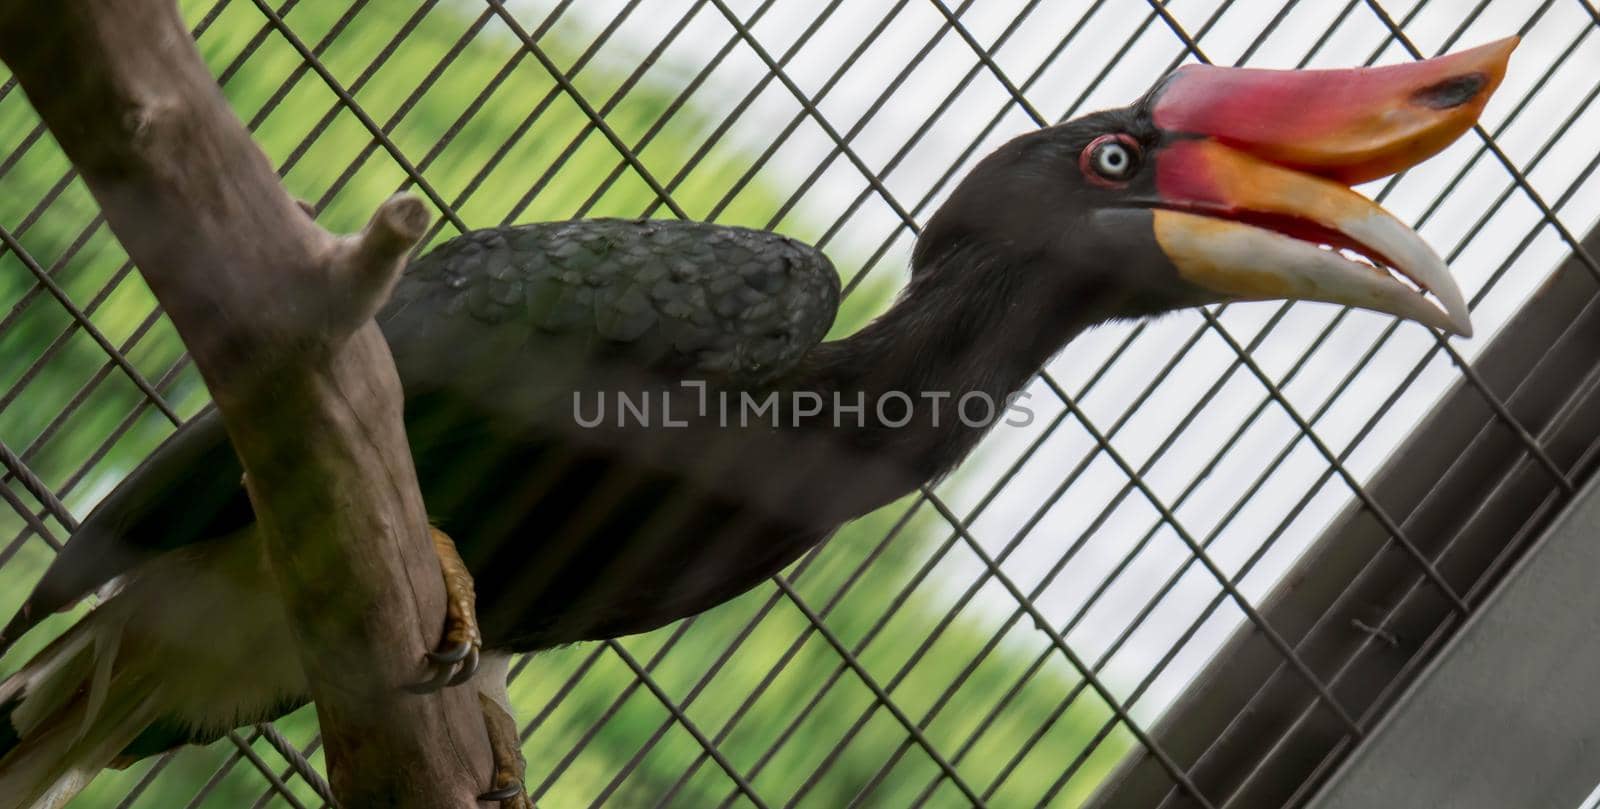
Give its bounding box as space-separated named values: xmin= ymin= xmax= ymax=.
xmin=1 ymin=219 xmax=840 ymax=652
xmin=380 ymin=218 xmax=840 ymax=397
xmin=1 ymin=408 xmax=249 ymax=649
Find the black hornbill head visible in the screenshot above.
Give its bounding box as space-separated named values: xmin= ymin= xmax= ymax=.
xmin=918 ymin=38 xmax=1518 ymax=338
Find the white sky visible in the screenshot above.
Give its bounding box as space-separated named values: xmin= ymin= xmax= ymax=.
xmin=549 ymin=0 xmax=1600 ymax=732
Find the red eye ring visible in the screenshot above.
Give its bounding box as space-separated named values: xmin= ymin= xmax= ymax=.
xmin=1080 ymin=133 xmax=1142 ymax=188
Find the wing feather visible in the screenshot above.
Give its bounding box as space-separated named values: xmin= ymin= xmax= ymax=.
xmin=382 ymin=219 xmax=840 ymax=391
xmin=1 ymin=219 xmax=841 ymax=653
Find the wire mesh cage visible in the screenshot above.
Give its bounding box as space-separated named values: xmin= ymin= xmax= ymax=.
xmin=2 ymin=0 xmax=1598 ymax=807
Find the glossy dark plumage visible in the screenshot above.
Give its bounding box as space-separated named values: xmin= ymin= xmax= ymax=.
xmin=387 ymin=218 xmax=840 ymax=383
xmin=8 ymin=97 xmax=1174 ymax=662
xmin=0 ymin=44 xmax=1508 ymax=797
xmin=4 ymin=218 xmax=842 ymax=653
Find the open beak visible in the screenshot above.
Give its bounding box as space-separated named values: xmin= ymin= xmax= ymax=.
xmin=1147 ymin=37 xmax=1516 ymax=337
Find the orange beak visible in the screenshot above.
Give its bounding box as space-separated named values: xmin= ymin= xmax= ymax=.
xmin=1147 ymin=37 xmax=1517 ymax=336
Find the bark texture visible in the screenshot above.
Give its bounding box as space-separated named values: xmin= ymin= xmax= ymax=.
xmin=0 ymin=1 xmax=495 ymax=805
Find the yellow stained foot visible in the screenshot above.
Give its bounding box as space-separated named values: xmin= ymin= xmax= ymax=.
xmin=478 ymin=689 xmax=533 ymax=808
xmin=409 ymin=527 xmax=483 ymax=693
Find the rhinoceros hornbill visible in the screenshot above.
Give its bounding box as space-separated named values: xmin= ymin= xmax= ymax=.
xmin=0 ymin=39 xmax=1512 ymax=807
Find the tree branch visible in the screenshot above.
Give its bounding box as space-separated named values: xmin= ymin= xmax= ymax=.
xmin=0 ymin=1 xmax=493 ymax=806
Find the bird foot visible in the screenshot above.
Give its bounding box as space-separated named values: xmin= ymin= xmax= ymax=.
xmin=480 ymin=776 xmax=532 ymax=808
xmin=478 ymin=690 xmax=533 ymax=808
xmin=408 ymin=527 xmax=482 ymax=693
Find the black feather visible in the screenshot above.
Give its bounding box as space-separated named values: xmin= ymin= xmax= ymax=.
xmin=2 ymin=219 xmax=844 ymax=655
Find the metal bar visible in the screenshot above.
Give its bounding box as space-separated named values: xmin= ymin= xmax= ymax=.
xmin=1364 ymin=0 xmax=1600 ymax=290
xmin=252 ymin=723 xmax=335 ymax=809
xmin=1304 ymin=474 xmax=1600 ymax=809
xmin=0 ymin=224 xmax=178 ymax=424
xmin=559 ymin=2 xmax=1090 ymax=798
xmin=748 ymin=4 xmax=1407 ymax=800
xmin=1192 ymin=51 xmax=1600 ymax=799
xmin=603 ymin=640 xmax=773 ymax=809
xmin=720 ymin=3 xmax=1395 ymax=799
xmin=226 ymin=731 xmax=311 ymax=809
xmin=1212 ymin=134 xmax=1600 ymax=809
xmin=183 ymin=728 xmax=261 ymax=809
xmin=110 ymin=751 xmax=180 ymax=809
xmin=1 ymin=2 xmax=1596 ymax=808
xmin=537 ymin=1 xmax=1139 ymax=802
xmin=1091 ymin=61 xmax=1600 ymax=808
xmin=1147 ymin=0 xmax=1472 ymax=616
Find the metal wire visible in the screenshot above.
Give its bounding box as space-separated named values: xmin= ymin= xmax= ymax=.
xmin=1 ymin=1 xmax=1596 ymax=808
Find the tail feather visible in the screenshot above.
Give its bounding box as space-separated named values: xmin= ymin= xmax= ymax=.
xmin=0 ymin=613 xmax=153 ymax=809
xmin=80 ymin=621 xmax=123 ymax=743
xmin=6 ymin=631 xmax=93 ymax=741
xmin=0 ymin=681 xmax=159 ymax=809
xmin=0 ymin=531 xmax=309 ymax=808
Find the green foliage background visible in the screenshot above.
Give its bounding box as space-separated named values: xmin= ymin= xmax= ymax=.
xmin=0 ymin=1 xmax=1129 ymax=806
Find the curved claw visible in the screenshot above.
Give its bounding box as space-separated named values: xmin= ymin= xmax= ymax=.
xmin=427 ymin=639 xmax=474 ymax=665
xmin=479 ymin=782 xmax=525 ymax=802
xmin=413 ymin=527 xmax=485 ymax=695
xmin=409 ymin=638 xmax=481 ymax=694
xmin=447 ymin=645 xmax=481 ymax=687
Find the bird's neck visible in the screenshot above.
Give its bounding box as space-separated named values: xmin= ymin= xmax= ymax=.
xmin=785 ymin=243 xmax=1100 ymax=497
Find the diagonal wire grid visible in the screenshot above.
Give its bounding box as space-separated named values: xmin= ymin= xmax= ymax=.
xmin=1 ymin=0 xmax=1598 ymax=807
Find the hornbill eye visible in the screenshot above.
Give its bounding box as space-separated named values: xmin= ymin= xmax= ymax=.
xmin=1081 ymin=133 xmax=1141 ymax=186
